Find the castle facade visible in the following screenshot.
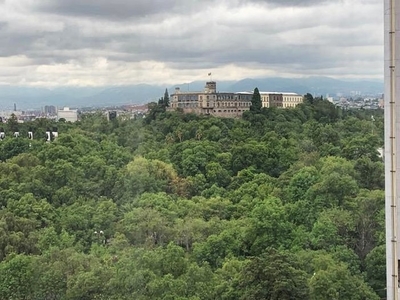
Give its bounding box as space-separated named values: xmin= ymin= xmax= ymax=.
xmin=168 ymin=81 xmax=303 ymax=117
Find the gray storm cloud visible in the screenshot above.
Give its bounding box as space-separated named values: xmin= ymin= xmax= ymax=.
xmin=35 ymin=0 xmax=175 ymax=19
xmin=0 ymin=0 xmax=383 ymax=86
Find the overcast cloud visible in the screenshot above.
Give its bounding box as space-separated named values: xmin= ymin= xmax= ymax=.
xmin=0 ymin=0 xmax=383 ymax=87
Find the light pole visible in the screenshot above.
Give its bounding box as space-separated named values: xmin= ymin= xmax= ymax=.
xmin=385 ymin=0 xmax=400 ymax=299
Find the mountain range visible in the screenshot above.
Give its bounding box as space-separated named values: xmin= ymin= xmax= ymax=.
xmin=0 ymin=76 xmax=383 ymax=110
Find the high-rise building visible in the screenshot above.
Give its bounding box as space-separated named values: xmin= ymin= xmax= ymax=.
xmin=44 ymin=105 xmax=57 ymax=115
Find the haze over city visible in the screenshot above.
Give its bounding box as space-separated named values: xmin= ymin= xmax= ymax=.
xmin=0 ymin=0 xmax=383 ymax=87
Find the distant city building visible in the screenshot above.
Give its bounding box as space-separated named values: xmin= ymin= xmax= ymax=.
xmin=57 ymin=107 xmax=78 ymax=122
xmin=44 ymin=105 xmax=57 ymax=115
xmin=107 ymin=111 xmax=117 ymax=121
xmin=379 ymin=99 xmax=384 ymax=109
xmin=0 ymin=110 xmax=23 ymax=120
xmin=168 ymin=81 xmax=303 ymax=117
xmin=379 ymin=96 xmax=384 ymax=109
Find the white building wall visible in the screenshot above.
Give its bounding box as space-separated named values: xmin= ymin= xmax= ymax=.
xmin=57 ymin=107 xmax=78 ymax=122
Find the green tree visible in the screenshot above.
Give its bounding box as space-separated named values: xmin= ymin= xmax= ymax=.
xmin=238 ymin=249 xmax=310 ymax=300
xmin=246 ymin=197 xmax=293 ymax=254
xmin=303 ymin=93 xmax=314 ymax=105
xmin=6 ymin=113 xmax=19 ymax=133
xmin=309 ymin=254 xmax=379 ymax=300
xmin=164 ymin=88 xmax=170 ymax=108
xmin=0 ymin=254 xmax=36 ymax=299
xmin=115 ymin=156 xmax=180 ymax=202
xmin=365 ymin=245 xmax=385 ymax=299
xmin=250 ymin=87 xmax=262 ymax=112
xmin=352 ymin=190 xmax=384 ymax=259
xmin=354 ymin=157 xmax=384 ymax=190
xmin=310 ymin=208 xmax=355 ymax=250
xmin=0 ymin=138 xmax=31 ymax=161
xmin=120 ymin=207 xmax=172 ymax=247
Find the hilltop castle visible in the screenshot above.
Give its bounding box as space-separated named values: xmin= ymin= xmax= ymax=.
xmin=168 ymin=81 xmax=303 ymax=117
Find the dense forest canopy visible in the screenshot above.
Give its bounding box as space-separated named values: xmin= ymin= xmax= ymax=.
xmin=0 ymin=94 xmax=385 ymax=299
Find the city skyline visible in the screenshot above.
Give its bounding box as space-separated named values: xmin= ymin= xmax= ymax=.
xmin=0 ymin=0 xmax=382 ymax=87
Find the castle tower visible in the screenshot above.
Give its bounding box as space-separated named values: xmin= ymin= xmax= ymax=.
xmin=204 ymin=81 xmax=216 ymax=93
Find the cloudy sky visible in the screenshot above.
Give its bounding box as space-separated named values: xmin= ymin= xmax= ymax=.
xmin=0 ymin=0 xmax=383 ymax=87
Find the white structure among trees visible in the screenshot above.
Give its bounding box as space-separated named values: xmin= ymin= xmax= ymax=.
xmin=57 ymin=107 xmax=78 ymax=122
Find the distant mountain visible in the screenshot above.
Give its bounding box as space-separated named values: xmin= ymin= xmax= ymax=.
xmin=229 ymin=77 xmax=383 ymax=96
xmin=0 ymin=84 xmax=164 ymax=110
xmin=80 ymin=84 xmax=165 ymax=108
xmin=174 ymin=77 xmax=383 ymax=96
xmin=0 ymin=77 xmax=383 ymax=110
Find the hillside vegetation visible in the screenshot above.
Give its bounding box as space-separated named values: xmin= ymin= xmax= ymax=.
xmin=0 ymin=95 xmax=385 ymax=299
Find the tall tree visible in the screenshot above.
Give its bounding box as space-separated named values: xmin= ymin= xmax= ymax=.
xmin=164 ymin=88 xmax=170 ymax=108
xmin=304 ymin=93 xmax=314 ymax=105
xmin=250 ymin=88 xmax=262 ymax=112
xmin=6 ymin=113 xmax=19 ymax=133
